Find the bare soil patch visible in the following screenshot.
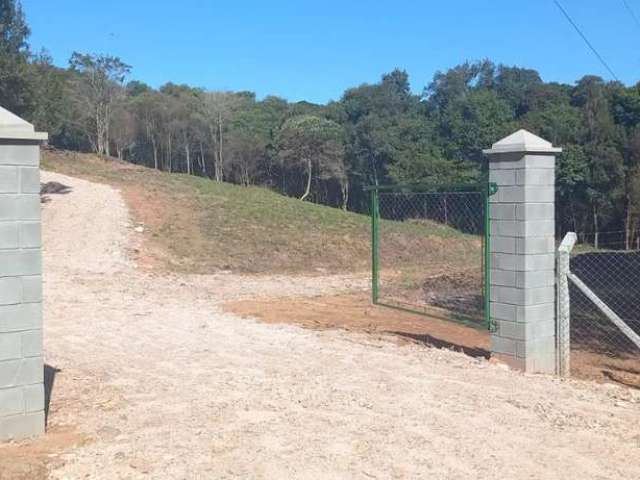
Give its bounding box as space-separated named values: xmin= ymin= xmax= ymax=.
xmin=225 ymin=292 xmax=490 ymax=358
xmin=0 ymin=427 xmax=85 ymax=480
xmin=226 ymin=292 xmax=640 ymax=389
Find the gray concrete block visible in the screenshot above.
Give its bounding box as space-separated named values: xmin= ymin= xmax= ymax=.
xmin=0 ymin=332 xmax=22 ymax=360
xmin=21 ymin=329 xmax=42 ymax=357
xmin=0 ymin=387 xmax=23 ymax=417
xmin=0 ymin=359 xmax=21 ymax=387
xmin=489 ymin=169 xmax=516 ymax=186
xmin=524 ymin=287 xmax=555 ymax=306
xmin=23 ymin=383 xmax=44 ymax=412
xmin=492 ymin=186 xmax=555 ymax=204
xmin=520 ymin=220 xmax=555 ymax=237
xmin=491 ymin=220 xmax=519 ymax=237
xmin=19 ymin=222 xmax=41 ymax=248
xmin=492 ymin=253 xmax=519 ymax=271
xmin=515 ymin=203 xmax=554 ymax=221
xmin=491 ymin=286 xmax=524 ymax=305
xmin=515 ymin=270 xmax=555 ymax=289
xmin=526 ymin=353 xmax=557 ymax=374
xmin=21 ymin=276 xmax=42 ymax=303
xmin=495 ymin=319 xmax=525 ymax=340
xmin=490 ymin=302 xmax=516 ymax=321
xmin=0 ymin=277 xmax=21 ymax=305
xmin=0 ymin=167 xmax=18 ymax=193
xmin=516 ymin=336 xmax=556 ymax=359
xmin=522 ymin=253 xmax=555 ymax=272
xmin=0 ymin=410 xmax=44 ymax=441
xmin=0 ymin=356 xmax=42 ymax=388
xmin=524 ymin=318 xmax=556 ymax=338
xmin=491 ymin=285 xmax=554 ymax=306
xmin=0 ymin=145 xmax=39 ymax=166
xmin=19 ymin=167 xmax=39 ymax=194
xmin=490 ymin=269 xmax=516 ymax=286
xmin=492 ymin=253 xmax=555 ymax=272
xmin=489 ymin=204 xmax=516 ymax=221
xmin=490 ymin=236 xmax=516 ymax=254
xmin=15 ymin=195 xmax=40 ymax=220
xmin=516 ymin=303 xmax=555 ymax=324
xmin=490 ymin=335 xmax=517 ymax=355
xmin=0 ymin=222 xmax=18 ymax=249
xmin=0 ymin=250 xmax=41 ymax=276
xmin=516 ymin=168 xmax=555 ymax=185
xmin=19 ymin=356 xmax=42 ymax=385
xmin=515 ymin=237 xmax=555 ymax=254
xmin=499 ymin=318 xmax=554 ymax=339
xmin=0 ymin=303 xmax=42 ymax=333
xmin=0 ymin=196 xmax=16 ymax=221
xmin=489 ymin=154 xmax=555 ymax=170
xmin=491 ymin=220 xmax=554 ymax=238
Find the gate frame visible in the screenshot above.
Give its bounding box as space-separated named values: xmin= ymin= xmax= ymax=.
xmin=366 ymin=180 xmax=497 ymax=330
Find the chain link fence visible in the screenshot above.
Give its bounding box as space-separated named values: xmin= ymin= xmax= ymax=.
xmin=370 ymin=186 xmax=489 ymax=328
xmin=560 ymin=231 xmax=640 ymax=385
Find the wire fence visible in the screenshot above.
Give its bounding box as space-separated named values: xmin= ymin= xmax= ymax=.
xmin=372 ymin=186 xmax=488 ymax=327
xmin=566 ymin=232 xmax=640 ymax=384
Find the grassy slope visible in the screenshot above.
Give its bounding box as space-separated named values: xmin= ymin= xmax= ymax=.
xmin=42 ymin=149 xmax=476 ymax=275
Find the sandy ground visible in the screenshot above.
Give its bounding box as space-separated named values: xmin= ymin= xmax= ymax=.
xmin=2 ymin=171 xmax=639 ymax=479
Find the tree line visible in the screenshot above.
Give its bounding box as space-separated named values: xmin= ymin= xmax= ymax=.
xmin=2 ymin=0 xmax=640 ymax=248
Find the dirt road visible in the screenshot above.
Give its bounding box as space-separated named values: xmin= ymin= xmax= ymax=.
xmin=5 ymin=171 xmax=640 ymax=479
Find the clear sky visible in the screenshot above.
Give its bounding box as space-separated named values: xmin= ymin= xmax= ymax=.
xmin=20 ymin=0 xmax=640 ymax=104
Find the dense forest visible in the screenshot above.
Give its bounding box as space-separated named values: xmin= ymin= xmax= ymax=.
xmin=2 ymin=0 xmax=639 ymax=247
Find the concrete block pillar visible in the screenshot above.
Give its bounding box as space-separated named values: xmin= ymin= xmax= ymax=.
xmin=0 ymin=106 xmax=47 ymax=441
xmin=483 ymin=130 xmax=560 ymax=373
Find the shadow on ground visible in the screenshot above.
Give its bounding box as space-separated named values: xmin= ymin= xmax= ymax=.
xmin=40 ymin=182 xmax=72 ymax=203
xmin=44 ymin=364 xmax=60 ymax=427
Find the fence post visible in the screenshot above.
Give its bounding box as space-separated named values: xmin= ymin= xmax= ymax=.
xmin=0 ymin=106 xmax=47 ymax=441
xmin=483 ymin=130 xmax=561 ymax=373
xmin=557 ymin=233 xmax=576 ymax=376
xmin=370 ymin=189 xmax=380 ymax=304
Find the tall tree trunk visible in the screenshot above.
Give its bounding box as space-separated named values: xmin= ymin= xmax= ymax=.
xmin=185 ymin=141 xmax=191 ymax=175
xmin=300 ymin=159 xmax=312 ymax=201
xmin=152 ymin=137 xmax=158 ymax=170
xmin=210 ymin=125 xmax=222 ymax=181
xmin=218 ymin=112 xmax=224 ymax=181
xmin=105 ymin=104 xmax=111 ymax=157
xmin=443 ymin=195 xmax=449 ymax=225
xmin=593 ymin=203 xmax=599 ymax=249
xmin=341 ymin=179 xmax=349 ymax=211
xmin=199 ymin=141 xmax=206 ymax=176
xmin=95 ymin=105 xmax=105 ymax=155
xmin=625 ymin=195 xmax=631 ymax=250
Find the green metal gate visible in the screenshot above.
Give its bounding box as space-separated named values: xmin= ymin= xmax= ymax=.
xmin=367 ymin=182 xmax=497 ymax=330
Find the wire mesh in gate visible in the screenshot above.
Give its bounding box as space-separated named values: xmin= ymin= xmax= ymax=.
xmin=369 ymin=184 xmax=491 ymax=328
xmin=567 ymin=233 xmax=640 ymax=385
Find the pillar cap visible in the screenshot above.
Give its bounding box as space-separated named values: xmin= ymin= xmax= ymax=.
xmin=0 ymin=106 xmax=48 ymax=141
xmin=483 ymin=129 xmax=561 ymax=155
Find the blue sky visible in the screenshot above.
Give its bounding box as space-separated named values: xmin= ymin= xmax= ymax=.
xmin=21 ymin=0 xmax=640 ymax=104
